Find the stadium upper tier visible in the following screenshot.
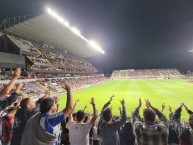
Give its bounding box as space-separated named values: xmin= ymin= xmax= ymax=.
xmin=111 ymin=69 xmax=181 ymax=79
xmin=6 ymin=13 xmax=104 ymax=57
xmin=8 ymin=35 xmax=98 ymax=73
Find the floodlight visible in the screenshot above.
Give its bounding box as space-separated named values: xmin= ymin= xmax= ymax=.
xmin=57 ymin=17 xmax=64 ymax=23
xmin=64 ymin=21 xmax=70 ymax=27
xmin=71 ymin=27 xmax=81 ymax=36
xmin=89 ymin=40 xmax=104 ymax=54
xmin=46 ymin=8 xmax=105 ymax=54
xmin=47 ymin=8 xmax=52 ymax=14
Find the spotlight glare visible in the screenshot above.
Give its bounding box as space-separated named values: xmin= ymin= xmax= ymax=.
xmin=47 ymin=8 xmax=52 ymax=14
xmin=57 ymin=17 xmax=64 ymax=23
xmin=46 ymin=8 xmax=105 ymax=54
xmin=71 ymin=27 xmax=81 ymax=36
xmin=64 ymin=21 xmax=69 ymax=27
xmin=89 ymin=40 xmax=104 ymax=54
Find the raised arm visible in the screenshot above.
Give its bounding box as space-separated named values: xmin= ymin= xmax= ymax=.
xmin=100 ymin=95 xmax=114 ymax=114
xmin=183 ymin=104 xmax=193 ymax=115
xmin=132 ymin=98 xmax=142 ymax=124
xmin=146 ymin=100 xmax=167 ymax=123
xmin=160 ymin=103 xmax=165 ymax=112
xmin=15 ymin=83 xmax=23 ymax=93
xmin=69 ymin=100 xmax=79 ymax=120
xmin=168 ymin=106 xmax=173 ymax=120
xmin=108 ymin=99 xmax=126 ymax=132
xmin=62 ymin=83 xmax=73 ymax=117
xmin=83 ymin=105 xmax=87 ymax=112
xmin=0 ymin=68 xmax=21 ymax=99
xmin=173 ymin=103 xmax=185 ymax=136
xmin=90 ymin=97 xmax=98 ymax=125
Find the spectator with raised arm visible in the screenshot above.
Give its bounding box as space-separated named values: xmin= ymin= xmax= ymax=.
xmin=161 ymin=103 xmax=165 ymax=113
xmin=0 ymin=68 xmax=21 ymax=99
xmin=172 ymin=103 xmax=193 ymax=145
xmin=0 ymin=83 xmax=23 ymax=112
xmin=20 ymin=82 xmax=73 ymax=145
xmin=98 ymin=97 xmax=126 ymax=145
xmin=168 ymin=106 xmax=179 ymax=145
xmin=132 ymin=99 xmax=168 ymax=145
xmin=97 ymin=95 xmax=114 ymax=135
xmin=68 ymin=98 xmax=98 ymax=145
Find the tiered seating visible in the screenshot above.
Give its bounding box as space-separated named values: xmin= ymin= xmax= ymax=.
xmin=169 ymin=69 xmax=181 ymax=77
xmin=21 ymin=82 xmax=47 ymax=100
xmin=112 ymin=69 xmax=181 ymax=79
xmin=37 ymin=44 xmax=97 ymax=72
xmin=8 ymin=35 xmax=98 ymax=73
xmin=38 ymin=75 xmax=106 ymax=92
xmin=111 ymin=70 xmax=119 ymax=79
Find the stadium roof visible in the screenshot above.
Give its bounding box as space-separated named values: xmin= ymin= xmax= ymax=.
xmin=6 ymin=11 xmax=104 ymax=58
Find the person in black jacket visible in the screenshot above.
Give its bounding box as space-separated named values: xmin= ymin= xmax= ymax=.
xmin=11 ymin=97 xmax=41 ymax=145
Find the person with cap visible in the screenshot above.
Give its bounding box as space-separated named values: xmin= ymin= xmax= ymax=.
xmin=21 ymin=82 xmax=73 ymax=145
xmin=173 ymin=103 xmax=193 ymax=145
xmin=98 ymin=96 xmax=126 ymax=145
xmin=132 ymin=99 xmax=168 ymax=145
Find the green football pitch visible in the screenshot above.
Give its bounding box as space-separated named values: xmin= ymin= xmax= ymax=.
xmin=59 ymin=79 xmax=193 ymax=121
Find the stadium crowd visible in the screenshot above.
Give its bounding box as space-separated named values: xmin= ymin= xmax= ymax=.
xmin=0 ymin=68 xmax=192 ymax=145
xmin=8 ymin=35 xmax=98 ymax=73
xmin=112 ymin=69 xmax=181 ymax=79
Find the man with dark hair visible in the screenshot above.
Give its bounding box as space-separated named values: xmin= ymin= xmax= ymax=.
xmin=68 ymin=98 xmax=98 ymax=145
xmin=10 ymin=97 xmax=38 ymax=145
xmin=11 ymin=89 xmax=50 ymax=145
xmin=168 ymin=106 xmax=179 ymax=145
xmin=98 ymin=96 xmax=126 ymax=145
xmin=173 ymin=103 xmax=193 ymax=145
xmin=132 ymin=99 xmax=168 ymax=145
xmin=76 ymin=110 xmax=85 ymax=122
xmin=2 ymin=107 xmax=18 ymax=145
xmin=21 ymin=82 xmax=73 ymax=145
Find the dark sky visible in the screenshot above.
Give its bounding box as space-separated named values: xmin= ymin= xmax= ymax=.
xmin=1 ymin=0 xmax=193 ymax=73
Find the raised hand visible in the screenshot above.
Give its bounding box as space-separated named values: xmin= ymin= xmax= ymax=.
xmin=13 ymin=68 xmax=21 ymax=79
xmin=161 ymin=103 xmax=165 ymax=112
xmin=64 ymin=82 xmax=71 ymax=91
xmin=137 ymin=98 xmax=142 ymax=109
xmin=146 ymin=99 xmax=152 ymax=108
xmin=83 ymin=105 xmax=87 ymax=111
xmin=109 ymin=95 xmax=115 ymax=102
xmin=120 ymin=99 xmax=125 ymax=107
xmin=91 ymin=97 xmax=95 ymax=105
xmin=15 ymin=83 xmax=23 ymax=93
xmin=169 ymin=106 xmax=172 ymax=113
xmin=179 ymin=103 xmax=184 ymax=108
xmin=144 ymin=99 xmax=149 ymax=108
xmin=75 ymin=99 xmax=80 ymax=106
xmin=118 ymin=106 xmax=122 ymax=111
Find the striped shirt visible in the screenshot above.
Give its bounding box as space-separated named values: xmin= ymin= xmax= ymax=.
xmin=40 ymin=111 xmax=65 ymax=145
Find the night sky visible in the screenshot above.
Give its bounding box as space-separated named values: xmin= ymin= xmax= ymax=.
xmin=1 ymin=0 xmax=193 ymax=73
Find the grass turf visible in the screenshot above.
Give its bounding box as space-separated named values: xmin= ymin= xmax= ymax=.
xmin=59 ymin=79 xmax=193 ymax=121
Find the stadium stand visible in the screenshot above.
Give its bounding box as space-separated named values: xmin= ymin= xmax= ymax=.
xmin=111 ymin=69 xmax=182 ymax=79
xmin=7 ymin=35 xmax=98 ymax=73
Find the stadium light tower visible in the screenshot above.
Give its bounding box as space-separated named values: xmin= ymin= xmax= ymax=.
xmin=46 ymin=7 xmax=105 ymax=54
